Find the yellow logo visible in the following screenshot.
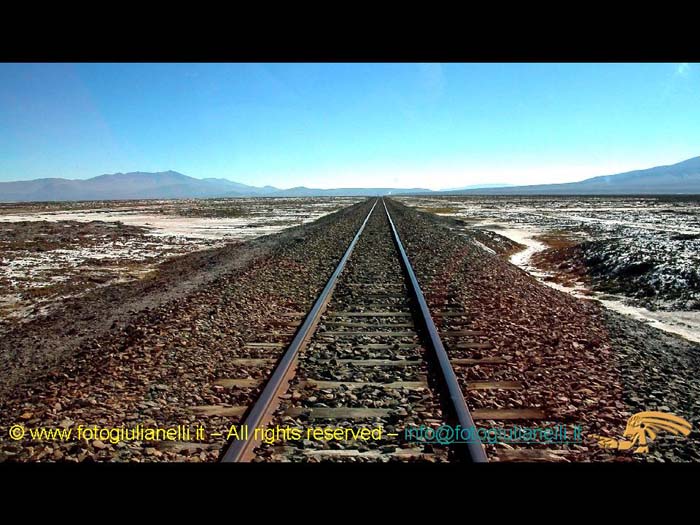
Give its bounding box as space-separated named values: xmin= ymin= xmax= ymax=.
xmin=591 ymin=411 xmax=692 ymax=454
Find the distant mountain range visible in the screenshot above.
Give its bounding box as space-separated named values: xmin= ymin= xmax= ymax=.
xmin=442 ymin=156 xmax=700 ymax=195
xmin=0 ymin=171 xmax=429 ymax=202
xmin=440 ymin=183 xmax=514 ymax=191
xmin=1 ymin=155 xmax=699 ymax=202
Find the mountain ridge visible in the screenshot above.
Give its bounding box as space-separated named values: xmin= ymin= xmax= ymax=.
xmin=2 ymin=155 xmax=700 ymax=201
xmin=441 ymin=156 xmax=700 ymax=195
xmin=0 ymin=171 xmax=429 ymax=201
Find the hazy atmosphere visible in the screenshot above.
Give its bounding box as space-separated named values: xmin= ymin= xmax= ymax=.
xmin=1 ymin=63 xmax=699 ymax=189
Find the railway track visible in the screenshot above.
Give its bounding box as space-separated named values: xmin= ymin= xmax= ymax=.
xmin=196 ymin=199 xmax=564 ymax=462
xmin=212 ymin=199 xmax=498 ymax=462
xmin=217 ymin=198 xmax=489 ymax=462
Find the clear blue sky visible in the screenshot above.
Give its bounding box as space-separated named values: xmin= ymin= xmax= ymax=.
xmin=1 ymin=63 xmax=698 ymax=190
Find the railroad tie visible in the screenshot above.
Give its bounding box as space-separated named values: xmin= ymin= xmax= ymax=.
xmin=323 ymin=322 xmax=415 ymax=328
xmin=285 ymin=407 xmax=394 ymax=419
xmin=229 ymin=358 xmax=276 ymax=366
xmin=441 ymin=330 xmax=488 ymax=337
xmin=315 ymin=358 xmax=422 ymax=367
xmin=189 ymin=405 xmax=248 ymax=417
xmin=319 ymin=331 xmax=418 ymax=337
xmin=301 ymin=379 xmax=428 ymax=390
xmin=466 ymin=380 xmax=523 ymax=390
xmin=213 ymin=378 xmax=260 ymax=388
xmin=452 ymin=342 xmax=494 ymax=349
xmin=326 ymin=311 xmax=412 ymax=317
xmin=302 ymin=449 xmax=428 ymax=459
xmin=471 ymin=409 xmax=546 ymax=420
xmin=451 ymin=357 xmax=508 ymax=365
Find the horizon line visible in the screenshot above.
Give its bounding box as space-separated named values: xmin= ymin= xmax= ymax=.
xmin=1 ymin=153 xmax=698 ymax=191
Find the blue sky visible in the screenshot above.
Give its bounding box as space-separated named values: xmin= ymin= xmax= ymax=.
xmin=1 ymin=63 xmax=698 ymax=190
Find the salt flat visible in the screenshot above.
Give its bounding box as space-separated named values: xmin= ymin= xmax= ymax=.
xmin=399 ymin=195 xmax=700 ymax=342
xmin=0 ymin=197 xmax=360 ymax=327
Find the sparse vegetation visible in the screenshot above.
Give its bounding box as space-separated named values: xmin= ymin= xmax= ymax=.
xmin=166 ymin=205 xmax=249 ymax=218
xmin=417 ymin=206 xmax=460 ymax=215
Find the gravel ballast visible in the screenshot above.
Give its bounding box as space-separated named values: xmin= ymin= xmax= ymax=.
xmin=3 ymin=197 xmax=698 ymax=463
xmin=0 ymin=200 xmax=372 ymax=462
xmin=386 ymin=199 xmax=700 ymax=462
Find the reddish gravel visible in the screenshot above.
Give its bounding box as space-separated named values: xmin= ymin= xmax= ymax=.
xmin=0 ymin=200 xmax=372 ymax=462
xmin=387 ymin=199 xmax=629 ymax=462
xmin=3 ymin=197 xmax=697 ymax=463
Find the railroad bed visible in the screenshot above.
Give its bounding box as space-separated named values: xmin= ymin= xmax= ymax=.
xmin=209 ymin=199 xmax=508 ymax=462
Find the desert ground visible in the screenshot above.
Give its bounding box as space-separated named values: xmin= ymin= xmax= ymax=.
xmin=1 ymin=195 xmax=699 ymax=463
xmin=0 ymin=197 xmax=361 ymax=331
xmin=397 ymin=195 xmax=700 ymax=343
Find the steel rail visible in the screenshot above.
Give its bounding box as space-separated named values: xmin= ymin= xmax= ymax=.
xmin=382 ymin=198 xmax=488 ymax=463
xmin=221 ymin=199 xmax=378 ymax=462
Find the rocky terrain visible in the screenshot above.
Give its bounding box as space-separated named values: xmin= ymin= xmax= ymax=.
xmin=602 ymin=310 xmax=700 ymax=462
xmin=533 ymin=234 xmax=700 ymax=311
xmin=2 ymin=198 xmax=698 ymax=462
xmin=0 ymin=198 xmax=360 ymax=329
xmin=388 ymin=200 xmax=700 ymax=462
xmin=0 ymin=220 xmax=221 ymax=330
xmin=399 ymin=196 xmax=700 ymax=312
xmin=0 ymin=200 xmax=372 ymax=461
